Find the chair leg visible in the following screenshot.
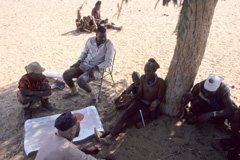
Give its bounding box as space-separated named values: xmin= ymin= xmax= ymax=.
xmin=110 ymin=72 xmax=114 ymax=85
xmin=97 ymin=77 xmax=104 ymax=103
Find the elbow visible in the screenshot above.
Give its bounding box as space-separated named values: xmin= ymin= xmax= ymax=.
xmin=229 ymin=107 xmax=235 ymax=115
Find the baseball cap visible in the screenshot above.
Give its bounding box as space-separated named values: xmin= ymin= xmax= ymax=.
xmin=25 ymin=62 xmax=45 ymax=74
xmin=204 ymin=74 xmax=224 ymax=92
xmin=55 ymin=112 xmax=84 ymax=131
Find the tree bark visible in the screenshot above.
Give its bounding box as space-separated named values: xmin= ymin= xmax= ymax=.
xmin=161 ymin=0 xmax=218 ymax=116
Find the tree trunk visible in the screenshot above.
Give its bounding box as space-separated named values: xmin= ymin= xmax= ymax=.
xmin=161 ymin=0 xmax=218 ymax=116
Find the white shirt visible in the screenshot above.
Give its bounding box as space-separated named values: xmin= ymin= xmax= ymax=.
xmin=35 ymin=132 xmax=97 ymax=160
xmin=78 ymin=37 xmax=114 ymax=71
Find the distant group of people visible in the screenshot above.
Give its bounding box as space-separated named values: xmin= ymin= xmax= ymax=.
xmin=76 ymin=1 xmax=122 ymax=33
xmin=16 ymin=1 xmax=239 ymax=160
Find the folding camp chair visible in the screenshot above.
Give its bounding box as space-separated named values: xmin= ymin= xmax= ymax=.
xmin=96 ymin=49 xmax=116 ymax=102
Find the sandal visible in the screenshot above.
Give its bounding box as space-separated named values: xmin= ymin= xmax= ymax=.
xmin=63 ymin=92 xmax=78 ymax=99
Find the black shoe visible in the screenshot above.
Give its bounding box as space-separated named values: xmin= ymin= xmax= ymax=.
xmin=24 ymin=107 xmax=32 ymax=121
xmin=41 ymin=98 xmax=54 ymax=111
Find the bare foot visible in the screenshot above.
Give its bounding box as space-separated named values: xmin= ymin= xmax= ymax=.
xmin=118 ymin=26 xmax=123 ymax=31
xmin=94 ymin=128 xmax=103 ymax=142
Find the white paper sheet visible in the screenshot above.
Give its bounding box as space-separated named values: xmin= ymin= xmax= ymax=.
xmin=24 ymin=106 xmax=104 ymax=156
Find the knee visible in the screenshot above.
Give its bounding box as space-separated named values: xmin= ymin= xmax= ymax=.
xmin=230 ymin=111 xmax=240 ymax=128
xmin=18 ymin=94 xmax=31 ymax=104
xmin=63 ymin=70 xmax=72 ymax=81
xmin=77 ymin=76 xmax=86 ymax=87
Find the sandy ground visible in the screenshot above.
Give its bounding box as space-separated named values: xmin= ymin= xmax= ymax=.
xmin=0 ymin=0 xmax=240 ymax=159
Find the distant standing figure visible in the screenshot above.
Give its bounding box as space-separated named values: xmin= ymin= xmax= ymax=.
xmin=91 ymin=1 xmax=122 ymax=31
xmin=76 ymin=10 xmax=83 ymax=31
xmin=91 ymin=1 xmax=103 ymax=25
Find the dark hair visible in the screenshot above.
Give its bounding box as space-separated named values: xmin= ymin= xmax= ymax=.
xmin=147 ymin=58 xmax=160 ymax=69
xmin=96 ymin=1 xmax=101 ymax=6
xmin=97 ymin=26 xmax=106 ymax=34
xmin=132 ymin=72 xmax=140 ymax=79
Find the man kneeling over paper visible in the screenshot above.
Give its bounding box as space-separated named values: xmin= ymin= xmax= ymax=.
xmin=35 ymin=112 xmax=115 ymax=160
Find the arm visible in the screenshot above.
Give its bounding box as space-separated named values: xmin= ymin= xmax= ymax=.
xmin=157 ymin=80 xmax=167 ymax=102
xmin=114 ymin=84 xmax=134 ymax=102
xmin=213 ymin=93 xmax=235 ymax=117
xmin=149 ymin=80 xmax=166 ymax=111
xmin=198 ymin=89 xmax=235 ymax=123
xmin=92 ymin=16 xmax=97 ymax=27
xmin=122 ymin=84 xmax=134 ymax=95
xmin=133 ymin=76 xmax=144 ymax=100
xmin=67 ymin=143 xmax=98 ymax=160
xmin=20 ymin=88 xmax=51 ymax=97
xmin=91 ymin=8 xmax=95 ymax=17
xmin=76 ymin=19 xmax=81 ymax=26
xmin=91 ymin=9 xmax=99 ymax=20
xmin=82 ymin=21 xmax=91 ymax=33
xmin=97 ymin=41 xmax=114 ymax=70
xmin=181 ymin=83 xmax=200 ymax=105
xmin=78 ymin=39 xmax=90 ymax=62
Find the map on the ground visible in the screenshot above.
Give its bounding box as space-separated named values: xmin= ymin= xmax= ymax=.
xmin=24 ymin=106 xmax=104 ymax=156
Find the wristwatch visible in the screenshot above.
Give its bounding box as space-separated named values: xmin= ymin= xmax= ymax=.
xmin=213 ymin=111 xmax=217 ymax=117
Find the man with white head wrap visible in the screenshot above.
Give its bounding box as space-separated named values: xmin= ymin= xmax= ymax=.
xmin=182 ymin=74 xmax=238 ymax=124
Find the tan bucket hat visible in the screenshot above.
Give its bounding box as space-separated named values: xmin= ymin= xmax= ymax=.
xmin=25 ymin=62 xmax=45 ymax=74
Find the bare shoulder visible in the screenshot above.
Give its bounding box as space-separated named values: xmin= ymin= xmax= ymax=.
xmin=157 ymin=77 xmax=165 ymax=84
xmin=140 ymin=75 xmax=146 ymax=81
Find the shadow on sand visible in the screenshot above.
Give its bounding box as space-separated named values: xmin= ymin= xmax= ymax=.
xmin=61 ymin=30 xmax=91 ymax=36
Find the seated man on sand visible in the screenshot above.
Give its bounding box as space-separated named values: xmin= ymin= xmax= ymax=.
xmin=182 ymin=74 xmax=237 ymax=125
xmin=76 ymin=9 xmax=83 ymax=32
xmin=114 ymin=71 xmax=140 ymax=110
xmin=219 ymin=109 xmax=240 ymax=160
xmin=81 ymin=15 xmax=97 ymax=33
xmin=35 ymin=111 xmax=115 ymax=160
xmin=95 ymin=58 xmax=166 ymax=145
xmin=92 ymin=1 xmax=122 ymax=31
xmin=17 ymin=62 xmax=53 ymax=120
xmin=63 ymin=26 xmax=114 ymax=105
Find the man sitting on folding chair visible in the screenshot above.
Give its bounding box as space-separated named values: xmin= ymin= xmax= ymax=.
xmin=62 ymin=26 xmax=114 ymax=106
